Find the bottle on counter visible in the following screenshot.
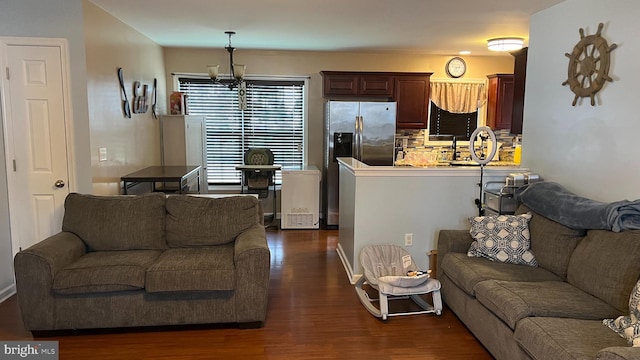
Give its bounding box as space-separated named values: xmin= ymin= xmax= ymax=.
xmin=513 ymin=143 xmax=522 ymax=165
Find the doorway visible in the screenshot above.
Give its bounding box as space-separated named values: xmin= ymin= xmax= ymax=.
xmin=0 ymin=37 xmax=76 ymax=257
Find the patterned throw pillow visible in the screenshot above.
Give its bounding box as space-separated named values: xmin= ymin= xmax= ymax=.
xmin=603 ymin=279 xmax=640 ymax=347
xmin=467 ymin=213 xmax=538 ymax=266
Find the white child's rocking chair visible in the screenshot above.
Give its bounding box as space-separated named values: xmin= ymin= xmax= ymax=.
xmin=355 ymin=244 xmax=443 ymax=320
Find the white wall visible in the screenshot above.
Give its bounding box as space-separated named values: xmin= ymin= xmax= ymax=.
xmin=84 ymin=1 xmax=166 ymax=195
xmin=523 ymin=0 xmax=639 ymax=202
xmin=0 ymin=0 xmax=91 ymax=300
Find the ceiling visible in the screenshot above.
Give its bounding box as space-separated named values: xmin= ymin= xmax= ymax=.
xmin=89 ymin=0 xmax=564 ymax=56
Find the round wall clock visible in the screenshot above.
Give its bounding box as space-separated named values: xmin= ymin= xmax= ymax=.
xmin=446 ymin=57 xmax=467 ymax=78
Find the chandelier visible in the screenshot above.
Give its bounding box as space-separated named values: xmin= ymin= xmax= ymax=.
xmin=207 ymin=31 xmax=246 ymax=89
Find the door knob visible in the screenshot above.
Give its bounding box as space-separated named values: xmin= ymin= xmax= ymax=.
xmin=54 ymin=180 xmax=65 ymax=188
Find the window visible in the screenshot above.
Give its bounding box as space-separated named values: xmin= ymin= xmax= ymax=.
xmin=428 ymin=81 xmax=484 ymax=141
xmin=428 ymin=102 xmax=478 ymax=141
xmin=178 ymin=77 xmax=305 ymax=185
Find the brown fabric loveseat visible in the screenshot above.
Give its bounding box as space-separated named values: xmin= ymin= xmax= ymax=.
xmin=14 ymin=193 xmax=270 ymax=332
xmin=438 ymin=205 xmax=640 ymax=360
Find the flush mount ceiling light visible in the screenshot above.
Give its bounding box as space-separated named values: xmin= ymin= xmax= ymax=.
xmin=487 ymin=37 xmax=525 ymax=52
xmin=207 ymin=31 xmax=246 ymax=90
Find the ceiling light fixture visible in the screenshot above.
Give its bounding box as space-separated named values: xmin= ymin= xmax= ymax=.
xmin=207 ymin=31 xmax=245 ymax=89
xmin=487 ymin=37 xmax=524 ymax=52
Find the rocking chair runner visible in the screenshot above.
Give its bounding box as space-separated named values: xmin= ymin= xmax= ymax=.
xmin=355 ymin=244 xmax=443 ymax=320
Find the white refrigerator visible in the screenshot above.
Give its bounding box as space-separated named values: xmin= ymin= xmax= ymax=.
xmin=160 ymin=115 xmax=207 ymax=193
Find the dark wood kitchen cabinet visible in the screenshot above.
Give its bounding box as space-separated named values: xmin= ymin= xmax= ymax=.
xmin=510 ymin=48 xmax=528 ymax=134
xmin=321 ymin=71 xmax=432 ymax=129
xmin=321 ymin=72 xmax=358 ymax=96
xmin=360 ymin=75 xmax=395 ymax=97
xmin=321 ymin=72 xmax=394 ymax=98
xmin=486 ymin=74 xmax=514 ymax=130
xmin=394 ymin=74 xmax=431 ymax=129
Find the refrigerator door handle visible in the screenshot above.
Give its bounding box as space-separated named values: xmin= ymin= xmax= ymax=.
xmin=358 ymin=116 xmax=363 ymax=161
xmin=355 ymin=115 xmax=361 ymax=160
xmin=358 ymin=116 xmax=364 ymax=160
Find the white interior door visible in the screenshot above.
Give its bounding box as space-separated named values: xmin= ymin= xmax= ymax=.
xmin=1 ymin=41 xmax=71 ymax=254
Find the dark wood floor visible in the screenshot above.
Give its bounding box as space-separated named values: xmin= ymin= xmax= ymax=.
xmin=0 ymin=229 xmax=492 ymax=359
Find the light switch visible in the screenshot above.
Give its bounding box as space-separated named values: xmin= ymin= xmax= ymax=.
xmin=99 ymin=147 xmax=107 ymax=162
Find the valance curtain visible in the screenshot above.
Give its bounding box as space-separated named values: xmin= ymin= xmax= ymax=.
xmin=430 ymin=82 xmax=487 ymax=114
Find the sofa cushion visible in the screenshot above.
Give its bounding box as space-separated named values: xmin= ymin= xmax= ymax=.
xmin=145 ymin=246 xmax=236 ymax=292
xmin=440 ymin=252 xmax=560 ymax=296
xmin=515 ymin=205 xmax=585 ymax=280
xmin=165 ymin=195 xmax=261 ymax=247
xmin=62 ymin=192 xmax=167 ymax=251
xmin=475 ymin=280 xmax=621 ymax=330
xmin=52 ymin=250 xmax=162 ymax=295
xmin=468 ymin=213 xmax=537 ymax=266
xmin=567 ymin=229 xmax=640 ymax=313
xmin=515 ymin=317 xmax=629 ymax=360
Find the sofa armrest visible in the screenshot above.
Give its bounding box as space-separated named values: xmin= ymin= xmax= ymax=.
xmin=437 ymin=229 xmax=473 ymax=267
xmin=233 ymin=224 xmax=270 ymax=324
xmin=234 ymin=224 xmax=268 ymax=259
xmin=597 ymin=347 xmax=640 ymax=360
xmin=13 ymin=231 xmax=86 ymax=330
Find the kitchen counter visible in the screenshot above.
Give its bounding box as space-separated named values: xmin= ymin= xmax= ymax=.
xmin=336 ymin=157 xmax=527 ymax=283
xmin=337 ymin=157 xmax=525 ymax=178
xmin=395 ymin=160 xmax=520 ymax=168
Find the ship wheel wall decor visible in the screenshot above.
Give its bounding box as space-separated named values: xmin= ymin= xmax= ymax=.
xmin=562 ymin=23 xmax=617 ymax=106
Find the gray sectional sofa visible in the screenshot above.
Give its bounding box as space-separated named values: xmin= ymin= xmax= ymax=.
xmin=438 ymin=205 xmax=640 ymax=360
xmin=14 ymin=193 xmax=270 ymax=332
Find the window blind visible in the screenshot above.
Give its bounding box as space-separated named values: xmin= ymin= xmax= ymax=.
xmin=178 ymin=78 xmax=304 ymax=184
xmin=429 ymin=102 xmax=478 ymax=141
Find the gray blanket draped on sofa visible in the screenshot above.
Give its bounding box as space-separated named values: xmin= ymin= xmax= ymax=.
xmin=514 ymin=181 xmax=640 ymax=232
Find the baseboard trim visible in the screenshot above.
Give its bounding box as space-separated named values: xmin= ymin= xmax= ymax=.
xmin=336 ymin=244 xmax=361 ymax=285
xmin=0 ymin=283 xmax=16 ymax=304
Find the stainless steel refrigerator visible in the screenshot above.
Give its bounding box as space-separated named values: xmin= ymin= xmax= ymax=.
xmin=323 ymin=101 xmax=397 ymax=228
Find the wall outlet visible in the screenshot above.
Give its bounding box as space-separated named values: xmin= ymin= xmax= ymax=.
xmin=404 ymin=233 xmax=413 ymax=246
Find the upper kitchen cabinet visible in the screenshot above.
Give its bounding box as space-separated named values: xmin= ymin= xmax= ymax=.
xmin=360 ymin=75 xmax=395 ymax=97
xmin=394 ymin=74 xmax=431 ymax=129
xmin=321 ymin=71 xmax=394 ymax=97
xmin=510 ymin=48 xmax=527 ymax=134
xmin=320 ymin=71 xmax=432 ymax=129
xmin=486 ymin=74 xmax=514 ymax=130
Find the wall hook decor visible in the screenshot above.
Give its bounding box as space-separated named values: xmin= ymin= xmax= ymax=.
xmin=117 ymin=67 xmax=131 ymax=118
xmin=151 ymin=78 xmax=158 ymax=119
xmin=562 ymin=23 xmax=617 ymax=106
xmin=132 ymin=81 xmax=149 ymax=114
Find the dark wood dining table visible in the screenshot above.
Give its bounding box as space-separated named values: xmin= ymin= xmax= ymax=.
xmin=121 ymin=165 xmax=201 ymax=195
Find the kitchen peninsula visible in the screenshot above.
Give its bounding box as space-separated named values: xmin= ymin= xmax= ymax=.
xmin=337 ymin=157 xmax=526 ymax=283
